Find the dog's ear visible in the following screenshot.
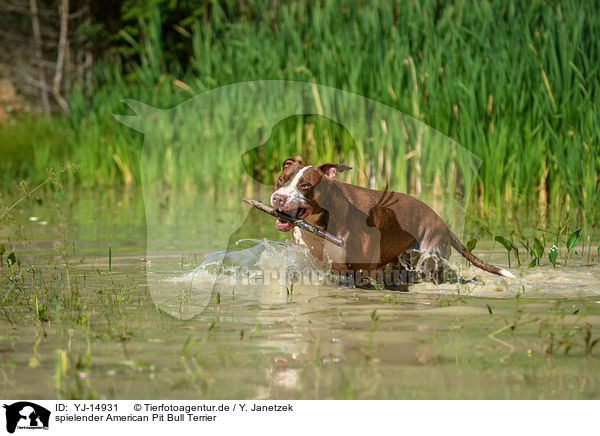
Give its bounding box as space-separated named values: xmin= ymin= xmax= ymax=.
xmin=282 ymin=156 xmax=303 ymax=170
xmin=317 ymin=163 xmax=352 ymax=180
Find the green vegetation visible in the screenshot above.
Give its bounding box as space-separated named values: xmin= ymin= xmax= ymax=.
xmin=1 ymin=0 xmax=599 ymax=231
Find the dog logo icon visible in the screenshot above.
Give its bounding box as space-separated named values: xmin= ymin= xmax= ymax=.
xmin=3 ymin=402 xmax=50 ymax=433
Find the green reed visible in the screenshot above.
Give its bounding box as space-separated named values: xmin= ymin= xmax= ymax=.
xmin=0 ymin=0 xmax=598 ymax=230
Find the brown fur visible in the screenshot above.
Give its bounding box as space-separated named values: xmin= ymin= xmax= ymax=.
xmin=271 ymin=158 xmax=513 ymax=280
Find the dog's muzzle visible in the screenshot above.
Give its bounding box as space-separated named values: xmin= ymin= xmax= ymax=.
xmin=270 ymin=193 xmax=311 ymax=231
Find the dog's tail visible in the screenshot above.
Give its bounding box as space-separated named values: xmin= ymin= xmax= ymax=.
xmin=449 ymin=231 xmax=515 ymax=278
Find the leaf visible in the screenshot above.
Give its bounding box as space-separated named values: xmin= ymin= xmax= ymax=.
xmin=564 ymin=341 xmax=577 ymax=356
xmin=494 ymin=235 xmax=512 ymax=251
xmin=466 ymin=238 xmax=477 ymax=252
xmin=371 ymin=309 xmax=379 ymax=321
xmin=7 ymin=252 xmax=16 ymax=267
xmin=528 ymin=259 xmax=537 ymax=268
xmin=123 ymin=360 xmax=155 ymax=370
xmin=181 ymin=334 xmax=196 ymax=357
xmin=534 ymin=238 xmax=544 ymax=259
xmin=566 ymin=229 xmax=581 ymax=251
xmin=486 ymin=304 xmax=493 ymax=315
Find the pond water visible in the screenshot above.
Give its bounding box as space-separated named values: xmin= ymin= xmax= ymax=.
xmin=1 ymin=190 xmax=599 ymax=399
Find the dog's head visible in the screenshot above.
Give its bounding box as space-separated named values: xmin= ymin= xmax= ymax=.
xmin=270 ymin=156 xmax=352 ymax=232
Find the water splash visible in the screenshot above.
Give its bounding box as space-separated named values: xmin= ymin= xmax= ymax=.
xmin=171 ymin=238 xmax=332 ymax=286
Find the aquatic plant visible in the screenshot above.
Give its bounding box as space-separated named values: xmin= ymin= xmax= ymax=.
xmin=494 ymin=235 xmax=520 ymax=268
xmin=1 ymin=0 xmax=599 ymax=231
xmin=548 ymin=244 xmax=560 ymax=268
xmin=527 ymin=238 xmax=545 ymax=268
xmin=564 ymin=229 xmax=581 ymax=266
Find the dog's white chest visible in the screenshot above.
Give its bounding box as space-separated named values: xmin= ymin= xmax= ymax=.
xmin=323 ymin=231 xmax=349 ymax=263
xmin=293 ymin=227 xmax=348 ymax=264
xmin=292 ymin=227 xmax=307 ymax=247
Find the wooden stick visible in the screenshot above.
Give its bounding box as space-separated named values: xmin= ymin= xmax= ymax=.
xmin=242 ymin=198 xmax=344 ymax=247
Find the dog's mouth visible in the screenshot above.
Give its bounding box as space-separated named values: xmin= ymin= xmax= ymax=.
xmin=275 ymin=207 xmax=311 ymax=232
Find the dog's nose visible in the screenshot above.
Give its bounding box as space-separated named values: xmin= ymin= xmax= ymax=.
xmin=271 ymin=193 xmax=287 ymax=207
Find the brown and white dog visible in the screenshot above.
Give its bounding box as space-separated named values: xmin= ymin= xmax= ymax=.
xmin=270 ymin=156 xmax=515 ymax=284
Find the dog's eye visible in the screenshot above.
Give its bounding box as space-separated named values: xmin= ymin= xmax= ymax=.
xmin=299 ymin=183 xmax=311 ymax=189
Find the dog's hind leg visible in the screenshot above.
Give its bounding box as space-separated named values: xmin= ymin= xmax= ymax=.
xmin=415 ymin=236 xmax=453 ymax=284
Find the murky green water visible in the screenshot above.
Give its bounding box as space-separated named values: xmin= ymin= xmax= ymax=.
xmin=1 ymin=190 xmax=599 ymax=399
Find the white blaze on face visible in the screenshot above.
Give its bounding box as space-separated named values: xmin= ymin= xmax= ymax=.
xmin=270 ymin=165 xmax=312 ymax=208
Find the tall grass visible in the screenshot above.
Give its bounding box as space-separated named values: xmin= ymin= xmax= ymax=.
xmin=1 ymin=0 xmax=598 ymax=230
